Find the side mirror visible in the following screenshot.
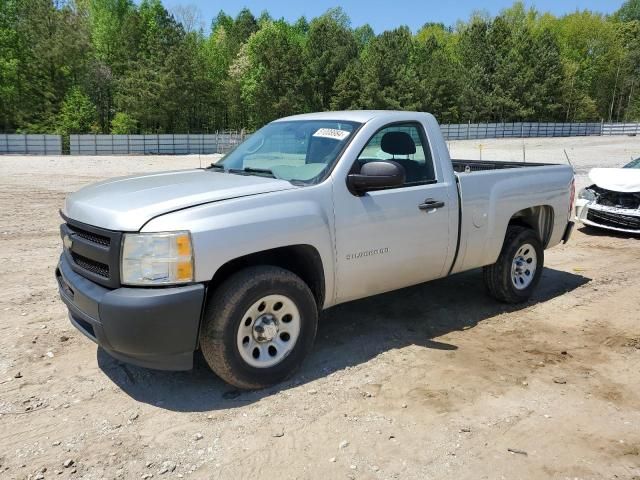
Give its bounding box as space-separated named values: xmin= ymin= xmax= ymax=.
xmin=347 ymin=161 xmax=406 ymax=195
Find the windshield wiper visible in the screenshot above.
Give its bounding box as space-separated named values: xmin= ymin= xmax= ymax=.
xmin=208 ymin=163 xmax=225 ymax=170
xmin=228 ymin=167 xmax=276 ymax=178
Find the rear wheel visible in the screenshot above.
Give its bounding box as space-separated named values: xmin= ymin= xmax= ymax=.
xmin=483 ymin=226 xmax=544 ymax=303
xmin=200 ymin=266 xmax=318 ymax=389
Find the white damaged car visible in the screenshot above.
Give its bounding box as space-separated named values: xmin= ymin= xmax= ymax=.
xmin=575 ymin=158 xmax=640 ymax=233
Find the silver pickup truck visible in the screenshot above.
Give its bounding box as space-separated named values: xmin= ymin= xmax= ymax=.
xmin=56 ymin=111 xmax=575 ymax=388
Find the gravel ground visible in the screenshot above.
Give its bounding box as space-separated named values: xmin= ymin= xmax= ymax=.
xmin=0 ymin=136 xmax=639 ymax=480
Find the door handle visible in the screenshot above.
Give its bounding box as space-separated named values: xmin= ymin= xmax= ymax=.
xmin=418 ymin=199 xmax=445 ymax=211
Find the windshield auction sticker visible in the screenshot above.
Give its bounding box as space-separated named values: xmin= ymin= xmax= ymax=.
xmin=313 ymin=128 xmax=351 ymax=141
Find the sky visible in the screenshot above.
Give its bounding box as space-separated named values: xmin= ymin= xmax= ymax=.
xmin=162 ymin=0 xmax=623 ymax=32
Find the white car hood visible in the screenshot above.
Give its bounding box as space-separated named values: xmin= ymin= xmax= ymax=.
xmin=63 ymin=169 xmax=297 ymax=231
xmin=588 ymin=168 xmax=640 ymax=193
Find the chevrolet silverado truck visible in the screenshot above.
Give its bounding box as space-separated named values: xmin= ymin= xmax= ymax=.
xmin=56 ymin=111 xmax=575 ymax=389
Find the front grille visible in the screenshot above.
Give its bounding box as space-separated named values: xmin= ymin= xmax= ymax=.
xmin=61 ymin=214 xmax=123 ymax=288
xmin=71 ymin=252 xmax=110 ymax=278
xmin=67 ymin=224 xmax=110 ymax=247
xmin=587 ymin=209 xmax=640 ymax=230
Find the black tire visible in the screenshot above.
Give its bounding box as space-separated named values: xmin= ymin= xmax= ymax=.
xmin=200 ymin=266 xmax=318 ymax=389
xmin=483 ymin=226 xmax=544 ymax=304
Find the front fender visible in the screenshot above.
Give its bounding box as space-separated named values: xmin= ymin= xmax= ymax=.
xmin=141 ymin=185 xmax=337 ymax=306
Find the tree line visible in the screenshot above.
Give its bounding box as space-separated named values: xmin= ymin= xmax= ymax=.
xmin=1 ymin=0 xmax=639 ymax=135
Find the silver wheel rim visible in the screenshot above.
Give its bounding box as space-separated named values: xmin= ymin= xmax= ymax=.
xmin=236 ymin=294 xmax=301 ymax=368
xmin=511 ymin=243 xmax=537 ymax=290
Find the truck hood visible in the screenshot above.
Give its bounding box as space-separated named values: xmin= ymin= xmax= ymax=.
xmin=63 ymin=169 xmax=297 ymax=231
xmin=589 ymin=168 xmax=640 ymax=193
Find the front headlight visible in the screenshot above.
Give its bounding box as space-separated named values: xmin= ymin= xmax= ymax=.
xmin=121 ymin=231 xmax=194 ymax=285
xmin=578 ymin=187 xmax=597 ymax=202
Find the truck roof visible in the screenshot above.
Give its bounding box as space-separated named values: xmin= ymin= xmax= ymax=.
xmin=274 ymin=110 xmax=429 ymax=124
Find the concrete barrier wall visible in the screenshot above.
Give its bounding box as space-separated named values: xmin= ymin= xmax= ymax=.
xmin=69 ymin=133 xmax=248 ymax=155
xmin=601 ymin=123 xmax=640 ymax=136
xmin=440 ymin=122 xmax=605 ymax=140
xmin=3 ymin=123 xmax=638 ymax=155
xmin=0 ymin=134 xmax=62 ymax=154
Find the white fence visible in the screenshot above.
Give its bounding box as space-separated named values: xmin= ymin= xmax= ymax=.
xmin=69 ymin=132 xmax=248 ymax=155
xmin=440 ymin=122 xmax=605 ymax=140
xmin=0 ymin=134 xmax=62 ymax=154
xmin=601 ymin=123 xmax=640 ymax=136
xmin=69 ymin=123 xmax=640 ymax=154
xmin=1 ymin=122 xmax=639 ymax=155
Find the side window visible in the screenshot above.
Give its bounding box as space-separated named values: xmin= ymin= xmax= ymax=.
xmin=356 ymin=123 xmax=435 ymax=186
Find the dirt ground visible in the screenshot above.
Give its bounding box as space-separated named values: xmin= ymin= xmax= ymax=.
xmin=0 ymin=136 xmax=639 ymax=480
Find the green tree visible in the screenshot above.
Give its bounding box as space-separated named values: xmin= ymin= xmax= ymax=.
xmin=293 ymin=16 xmax=309 ymax=35
xmin=330 ymin=59 xmax=363 ymax=110
xmin=110 ymin=112 xmax=137 ymax=133
xmin=203 ymin=8 xmax=259 ymax=128
xmin=2 ymin=0 xmax=639 ymax=133
xmin=413 ymin=23 xmax=464 ymax=122
xmin=526 ymin=27 xmax=564 ymax=120
xmin=551 ymin=10 xmax=619 ymax=120
xmin=359 ymin=27 xmax=420 ymax=110
xmin=241 ymin=21 xmax=306 ymax=127
xmin=610 ymin=20 xmax=640 ymax=121
xmin=304 ymin=8 xmax=358 ymax=111
xmin=615 ymin=0 xmax=640 ymax=22
xmin=3 ymin=0 xmax=90 ymax=132
xmin=353 ymin=24 xmax=375 ymax=49
xmin=85 ymin=0 xmax=136 ymax=131
xmin=115 ymin=0 xmax=188 ymax=132
xmin=457 ymin=15 xmax=494 ymax=121
xmin=88 ymin=0 xmax=135 ymax=64
xmin=230 ymin=8 xmax=258 ymax=47
xmin=0 ymin=0 xmax=20 ymax=130
xmin=211 ymin=10 xmax=233 ymax=35
xmin=488 ymin=7 xmax=564 ymax=121
xmin=225 ymin=43 xmax=251 ymax=128
xmin=57 ymin=87 xmax=97 ymax=134
xmin=456 ymin=6 xmax=564 ymax=122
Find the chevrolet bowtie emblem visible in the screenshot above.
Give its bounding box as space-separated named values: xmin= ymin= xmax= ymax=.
xmin=63 ymin=234 xmax=73 ymax=250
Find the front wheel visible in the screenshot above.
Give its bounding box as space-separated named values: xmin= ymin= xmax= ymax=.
xmin=200 ymin=266 xmax=318 ymax=389
xmin=483 ymin=226 xmax=544 ymax=303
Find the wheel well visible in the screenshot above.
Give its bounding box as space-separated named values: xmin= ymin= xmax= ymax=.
xmin=508 ymin=205 xmax=554 ymax=247
xmin=208 ymin=245 xmax=325 ymax=308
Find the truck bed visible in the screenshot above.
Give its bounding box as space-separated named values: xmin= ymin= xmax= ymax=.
xmin=452 ymin=159 xmax=556 ymax=174
xmin=450 ymin=157 xmax=574 ymax=275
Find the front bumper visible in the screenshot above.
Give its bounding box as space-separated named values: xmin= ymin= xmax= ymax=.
xmin=575 ymin=200 xmax=640 ymax=234
xmin=56 ymin=254 xmax=205 ymax=370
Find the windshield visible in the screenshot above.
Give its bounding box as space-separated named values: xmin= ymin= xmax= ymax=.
xmin=213 ymin=120 xmax=360 ymax=183
xmin=624 ymin=157 xmax=640 ymax=169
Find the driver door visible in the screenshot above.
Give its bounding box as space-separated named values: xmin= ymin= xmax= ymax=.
xmin=333 ymin=122 xmax=453 ymax=303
